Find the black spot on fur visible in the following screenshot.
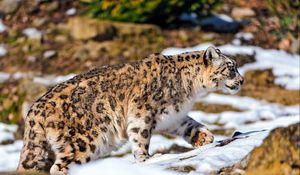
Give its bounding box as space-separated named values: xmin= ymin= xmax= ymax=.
xmin=76 ymin=138 xmax=87 ymax=152
xmin=45 ymin=93 xmax=54 ymax=99
xmin=59 ymin=95 xmax=68 ymax=99
xmin=92 ymin=130 xmax=98 ymax=137
xmin=141 ymin=129 xmax=149 ymax=139
xmin=131 ymin=127 xmax=140 ymax=133
xmin=54 ymin=84 xmax=67 ymax=93
xmin=100 ymin=80 xmax=111 ymax=92
xmin=62 ymin=102 xmax=69 ymax=111
xmin=184 ymin=126 xmax=193 ymax=137
xmin=69 ymin=127 xmax=76 ymax=136
xmin=47 ymin=122 xmax=55 ymax=128
xmin=104 ymin=115 xmax=111 ymax=124
xmin=86 ymin=157 xmax=91 ymax=163
xmin=100 ymin=127 xmax=107 ymax=132
xmin=96 ymin=102 xmax=104 ymax=113
xmin=109 ymin=96 xmax=117 ymax=111
xmin=77 ymin=123 xmax=85 ymax=134
xmin=185 ymin=55 xmax=190 ymax=61
xmin=58 ymin=121 xmax=65 ymax=129
xmin=153 ymin=89 xmax=164 ymax=101
xmin=75 ymin=160 xmax=81 ymax=164
xmin=29 ymin=120 xmax=35 ymax=127
xmin=89 ymin=144 xmax=96 ymax=153
xmin=144 ymin=116 xmax=152 ymax=124
xmin=49 ymin=101 xmax=56 ymax=107
xmin=118 ymin=93 xmax=125 ymax=101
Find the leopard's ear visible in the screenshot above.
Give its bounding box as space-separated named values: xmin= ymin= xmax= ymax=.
xmin=203 ymin=46 xmax=221 ymax=66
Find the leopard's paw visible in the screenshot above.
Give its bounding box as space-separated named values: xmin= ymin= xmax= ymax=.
xmin=191 ymin=128 xmax=214 ymax=147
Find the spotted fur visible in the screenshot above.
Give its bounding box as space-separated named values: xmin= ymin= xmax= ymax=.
xmin=17 ymin=46 xmax=243 ymax=175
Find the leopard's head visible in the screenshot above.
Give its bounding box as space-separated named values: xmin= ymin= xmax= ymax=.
xmin=202 ymin=46 xmax=244 ymax=94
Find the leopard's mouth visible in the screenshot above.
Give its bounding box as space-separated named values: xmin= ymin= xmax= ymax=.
xmin=225 ymin=84 xmax=238 ymax=90
xmin=224 ymin=84 xmax=240 ymax=94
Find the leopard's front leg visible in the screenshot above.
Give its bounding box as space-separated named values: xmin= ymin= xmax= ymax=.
xmin=127 ymin=109 xmax=153 ymax=162
xmin=169 ymin=116 xmax=214 ymax=147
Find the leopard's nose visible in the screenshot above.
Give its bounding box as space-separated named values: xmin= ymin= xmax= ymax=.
xmin=240 ymin=78 xmax=244 ymax=85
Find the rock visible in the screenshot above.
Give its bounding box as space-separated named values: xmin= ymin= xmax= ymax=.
xmin=278 ymin=38 xmax=291 ymax=51
xmin=43 ymin=50 xmax=57 ymax=59
xmin=291 ymin=36 xmax=300 ymax=54
xmin=44 ymin=1 xmax=59 ymax=12
xmin=231 ymin=7 xmax=256 ymax=20
xmin=67 ymin=17 xmax=117 ymax=41
xmin=0 ymin=0 xmax=20 ymax=14
xmin=199 ymin=14 xmax=248 ymax=33
xmin=218 ymin=123 xmax=300 ymax=175
xmin=244 ymin=123 xmax=300 ymax=175
xmin=32 ymin=17 xmax=49 ymax=27
xmin=113 ymin=21 xmax=161 ymax=36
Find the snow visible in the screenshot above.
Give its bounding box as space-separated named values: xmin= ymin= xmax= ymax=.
xmin=0 ymin=71 xmax=76 ymax=85
xmin=232 ymin=38 xmax=241 ymax=45
xmin=0 ymin=19 xmax=6 ymax=33
xmin=33 ymin=74 xmax=76 ymax=86
xmin=66 ymin=8 xmax=77 ymax=16
xmin=235 ymin=32 xmax=254 ymax=41
xmin=163 ymin=44 xmax=300 ymax=90
xmin=43 ymin=50 xmax=56 ymax=59
xmin=22 ymin=28 xmax=42 ymax=39
xmin=0 ymin=123 xmax=17 ymax=143
xmin=217 ymin=14 xmax=234 ymax=22
xmin=70 ymin=158 xmax=177 ymax=175
xmin=0 ymin=140 xmax=23 ymax=171
xmin=0 ymin=72 xmax=9 ymax=82
xmin=0 ymin=44 xmax=7 ymax=57
xmin=189 ymin=93 xmax=299 ymax=129
xmin=0 ymin=123 xmax=21 ymax=171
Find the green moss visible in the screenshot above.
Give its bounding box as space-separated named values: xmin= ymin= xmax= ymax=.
xmin=0 ymin=81 xmax=26 ymax=124
xmin=81 ymin=0 xmax=223 ymax=25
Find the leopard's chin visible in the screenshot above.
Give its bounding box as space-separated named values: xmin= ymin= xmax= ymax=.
xmin=223 ymin=84 xmax=240 ymax=94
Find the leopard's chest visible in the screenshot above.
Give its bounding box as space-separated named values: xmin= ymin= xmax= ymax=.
xmin=155 ymin=98 xmax=195 ymax=132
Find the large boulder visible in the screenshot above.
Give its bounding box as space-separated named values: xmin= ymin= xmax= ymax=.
xmin=0 ymin=0 xmax=20 ymax=14
xmin=218 ymin=123 xmax=300 ymax=175
xmin=66 ymin=17 xmax=117 ymax=41
xmin=244 ymin=123 xmax=300 ymax=175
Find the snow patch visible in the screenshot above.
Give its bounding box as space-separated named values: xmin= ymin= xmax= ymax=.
xmin=0 ymin=44 xmax=7 ymax=57
xmin=33 ymin=74 xmax=76 ymax=86
xmin=22 ymin=28 xmax=42 ymax=39
xmin=0 ymin=140 xmax=23 ymax=171
xmin=66 ymin=8 xmax=77 ymax=16
xmin=235 ymin=32 xmax=254 ymax=41
xmin=0 ymin=123 xmax=17 ymax=143
xmin=0 ymin=19 xmax=6 ymax=33
xmin=70 ymin=158 xmax=176 ymax=175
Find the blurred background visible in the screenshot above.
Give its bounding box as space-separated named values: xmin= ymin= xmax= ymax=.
xmin=0 ymin=0 xmax=299 ymax=175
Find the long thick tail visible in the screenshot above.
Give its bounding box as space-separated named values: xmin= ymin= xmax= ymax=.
xmin=17 ymin=112 xmax=53 ymax=172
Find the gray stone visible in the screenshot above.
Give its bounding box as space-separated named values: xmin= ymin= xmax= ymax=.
xmin=0 ymin=0 xmax=20 ymax=14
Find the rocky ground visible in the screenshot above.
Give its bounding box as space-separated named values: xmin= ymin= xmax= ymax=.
xmin=0 ymin=0 xmax=299 ymax=175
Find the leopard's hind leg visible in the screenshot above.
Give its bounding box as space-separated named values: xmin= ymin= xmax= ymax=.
xmin=17 ymin=116 xmax=53 ymax=172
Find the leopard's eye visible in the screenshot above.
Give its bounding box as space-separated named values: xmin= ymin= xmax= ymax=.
xmin=228 ymin=66 xmax=234 ymax=71
xmin=228 ymin=66 xmax=236 ymax=78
